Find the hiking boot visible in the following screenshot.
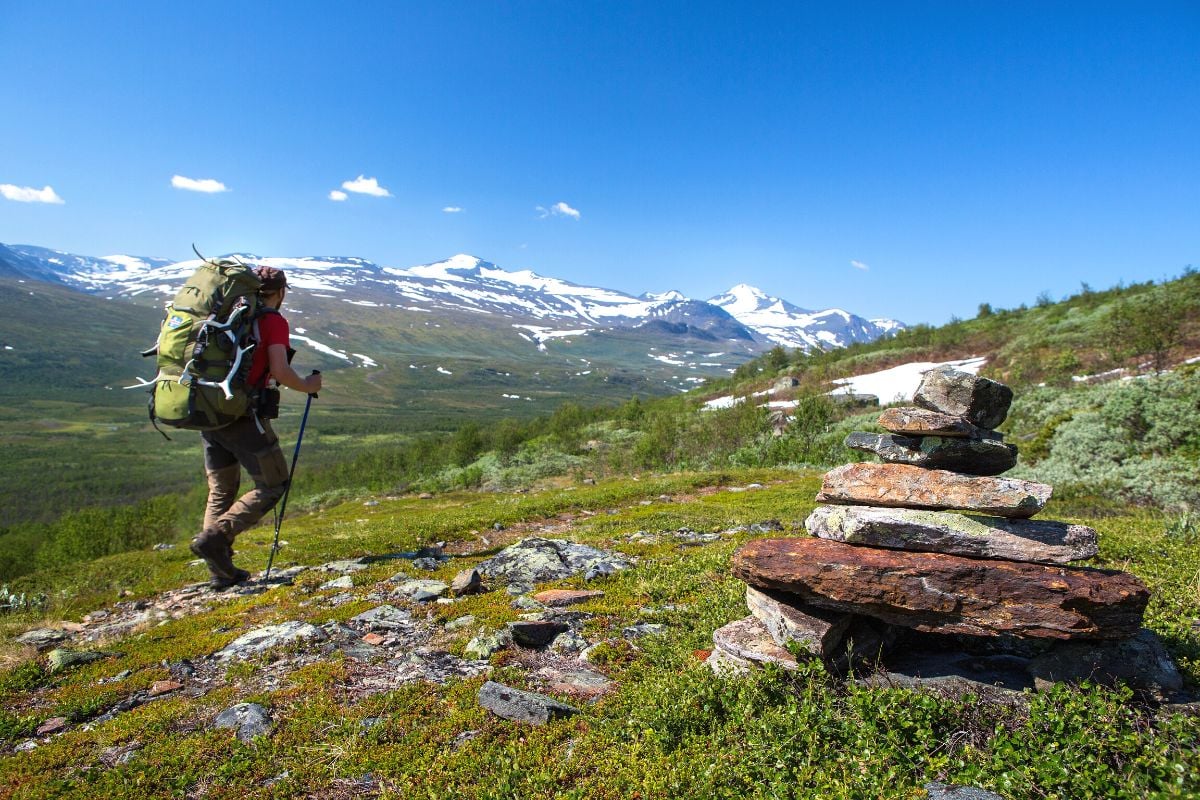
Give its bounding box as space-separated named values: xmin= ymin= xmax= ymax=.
xmin=209 ymin=567 xmax=252 ymax=591
xmin=190 ymin=530 xmax=238 ymax=580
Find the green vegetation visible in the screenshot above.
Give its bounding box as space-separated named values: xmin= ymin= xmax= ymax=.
xmin=0 ymin=476 xmax=1196 ymax=799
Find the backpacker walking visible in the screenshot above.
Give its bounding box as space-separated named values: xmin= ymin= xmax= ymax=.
xmin=188 ymin=266 xmax=322 ymax=588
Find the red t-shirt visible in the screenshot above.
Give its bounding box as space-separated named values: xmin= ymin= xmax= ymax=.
xmin=247 ymin=312 xmax=289 ymax=389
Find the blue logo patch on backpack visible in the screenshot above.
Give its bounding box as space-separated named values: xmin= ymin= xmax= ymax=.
xmin=166 ymin=313 xmax=187 ymax=330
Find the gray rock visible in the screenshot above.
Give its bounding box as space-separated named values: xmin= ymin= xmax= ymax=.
xmin=320 ymin=576 xmax=354 ymax=590
xmin=350 ymin=605 xmax=413 ymax=631
xmin=535 ymin=666 xmax=614 ymax=698
xmin=805 ymin=505 xmax=1099 ymax=564
xmin=745 ymin=585 xmax=852 ymax=658
xmin=450 ymin=569 xmax=483 ymax=597
xmin=477 ymin=680 xmax=580 ymax=725
xmin=318 ymin=559 xmax=370 ymax=573
xmin=1028 ymin=628 xmax=1184 ymax=695
xmin=508 ymin=620 xmax=568 ymax=648
xmin=861 ymin=649 xmax=1034 ymax=695
xmin=213 ymin=702 xmax=274 ymax=743
xmin=392 ymin=580 xmax=448 ymax=602
xmin=47 ymin=648 xmax=112 ymax=673
xmin=914 ymin=366 xmax=1014 ymax=429
xmin=15 ymin=628 xmax=70 ymax=651
xmin=622 ymin=623 xmax=667 ymax=640
xmin=476 ymin=538 xmax=630 ymax=592
xmin=465 ymin=630 xmax=510 ymax=660
xmin=549 ymin=629 xmax=589 ymax=655
xmin=710 ymin=616 xmax=799 ymax=672
xmin=924 ymin=782 xmax=1005 ymax=800
xmin=511 ymin=595 xmax=546 ymax=611
xmin=845 ymin=432 xmax=1018 ymax=476
xmin=13 ymin=740 xmax=38 ymax=752
xmin=411 ymin=557 xmax=441 ymax=571
xmin=445 ymin=614 xmax=476 ymax=632
xmin=214 ymin=621 xmax=326 ymax=660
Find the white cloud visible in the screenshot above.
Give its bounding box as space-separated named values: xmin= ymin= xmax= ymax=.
xmin=171 ymin=175 xmax=228 ymax=193
xmin=341 ymin=175 xmax=392 ymax=197
xmin=329 ymin=190 xmax=348 ymax=202
xmin=850 ymin=260 xmax=870 ymax=271
xmin=1 ymin=184 xmax=64 ymax=204
xmin=536 ymin=201 xmax=581 ymax=220
xmin=442 ymin=206 xmax=463 ymax=213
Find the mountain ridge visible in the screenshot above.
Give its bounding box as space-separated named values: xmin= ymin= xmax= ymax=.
xmin=5 ymin=244 xmax=905 ymax=353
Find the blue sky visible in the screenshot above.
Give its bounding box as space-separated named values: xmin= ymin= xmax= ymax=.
xmin=1 ymin=1 xmax=1197 ymax=324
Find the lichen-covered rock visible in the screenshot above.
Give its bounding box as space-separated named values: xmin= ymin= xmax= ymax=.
xmin=449 ymin=569 xmax=483 ymax=597
xmin=464 ymin=630 xmax=510 ymax=660
xmin=914 ymin=366 xmax=1014 ymax=429
xmin=475 ymin=538 xmax=630 ymax=592
xmin=844 ymin=432 xmax=1018 ymax=476
xmin=817 ymin=463 xmax=1051 ymax=518
xmin=47 ymin=648 xmax=111 ymax=673
xmin=745 ymin=585 xmax=851 ymax=658
xmin=805 ymin=505 xmax=1098 ymax=564
xmin=878 ymin=408 xmax=997 ymax=439
xmin=733 ymin=537 xmax=1149 ymax=640
xmin=214 ymin=621 xmax=326 ymax=660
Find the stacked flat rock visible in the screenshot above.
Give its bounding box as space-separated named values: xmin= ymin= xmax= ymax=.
xmin=711 ymin=366 xmax=1174 ymax=695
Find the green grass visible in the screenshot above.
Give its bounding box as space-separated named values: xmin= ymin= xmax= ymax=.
xmin=0 ymin=471 xmax=1197 ymax=799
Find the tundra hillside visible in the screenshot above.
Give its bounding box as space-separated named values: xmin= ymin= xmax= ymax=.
xmin=0 ymin=271 xmax=1197 ymax=799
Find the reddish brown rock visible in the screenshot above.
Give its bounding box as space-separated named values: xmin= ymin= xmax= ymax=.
xmin=362 ymin=632 xmax=386 ymax=646
xmin=816 ymin=463 xmax=1051 ymax=518
xmin=532 ymin=589 xmax=605 ymax=607
xmin=36 ymin=717 xmax=69 ymax=736
xmin=878 ymin=408 xmax=995 ymax=439
xmin=148 ymin=680 xmax=183 ymax=697
xmin=732 ymin=537 xmax=1149 ymax=640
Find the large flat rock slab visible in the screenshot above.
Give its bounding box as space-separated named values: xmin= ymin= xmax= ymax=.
xmin=732 ymin=537 xmax=1149 ymax=640
xmin=805 ymin=505 xmax=1098 ymax=564
xmin=914 ymin=366 xmax=1013 ymax=429
xmin=878 ymin=407 xmax=997 ymax=439
xmin=817 ymin=463 xmax=1051 ymax=518
xmin=845 ymin=432 xmax=1018 ymax=476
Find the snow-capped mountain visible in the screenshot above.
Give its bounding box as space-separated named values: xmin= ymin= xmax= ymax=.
xmin=709 ymin=284 xmax=904 ymax=350
xmin=3 ymin=245 xmax=904 ymax=352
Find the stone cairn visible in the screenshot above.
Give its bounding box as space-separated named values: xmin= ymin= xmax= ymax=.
xmin=710 ymin=366 xmax=1184 ymax=698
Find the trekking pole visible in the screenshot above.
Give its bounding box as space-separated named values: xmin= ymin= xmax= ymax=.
xmin=264 ymin=371 xmax=319 ymax=581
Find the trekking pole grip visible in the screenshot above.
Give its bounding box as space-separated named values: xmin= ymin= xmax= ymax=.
xmin=309 ymin=369 xmax=320 ymax=399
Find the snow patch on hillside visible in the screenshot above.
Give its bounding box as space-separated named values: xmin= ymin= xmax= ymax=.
xmin=828 ymin=356 xmax=987 ymax=404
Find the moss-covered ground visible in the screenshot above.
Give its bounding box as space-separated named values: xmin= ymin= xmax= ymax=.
xmin=0 ymin=469 xmax=1197 ymax=799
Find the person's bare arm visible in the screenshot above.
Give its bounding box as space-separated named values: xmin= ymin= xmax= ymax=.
xmin=266 ymin=344 xmax=322 ymax=394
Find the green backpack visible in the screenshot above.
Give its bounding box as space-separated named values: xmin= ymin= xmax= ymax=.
xmin=142 ymin=254 xmax=266 ymax=431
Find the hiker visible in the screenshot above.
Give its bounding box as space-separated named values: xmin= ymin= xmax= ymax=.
xmin=189 ymin=267 xmax=322 ymax=588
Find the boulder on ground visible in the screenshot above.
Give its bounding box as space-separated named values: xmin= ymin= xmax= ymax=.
xmin=844 ymin=432 xmax=1018 ymax=476
xmin=733 ymin=537 xmax=1149 ymax=640
xmin=475 ymin=538 xmax=630 ymax=592
xmin=47 ymin=648 xmax=112 ymax=673
xmin=745 ymin=585 xmax=852 ymax=658
xmin=477 ymin=680 xmax=579 ymax=725
xmin=507 ymin=620 xmax=568 ymax=648
xmin=878 ymin=408 xmax=997 ymax=439
xmin=533 ymin=589 xmax=605 ymax=607
xmin=817 ymin=463 xmax=1051 ymax=518
xmin=1027 ymin=628 xmax=1183 ymax=696
xmin=214 ymin=621 xmax=326 ymax=660
xmin=805 ymin=505 xmax=1098 ymax=564
xmin=15 ymin=628 xmax=70 ymax=651
xmin=449 ymin=569 xmax=483 ymax=597
xmin=213 ymin=702 xmax=274 ymax=742
xmin=924 ymin=781 xmax=1005 ymax=800
xmin=914 ymin=366 xmax=1014 ymax=430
